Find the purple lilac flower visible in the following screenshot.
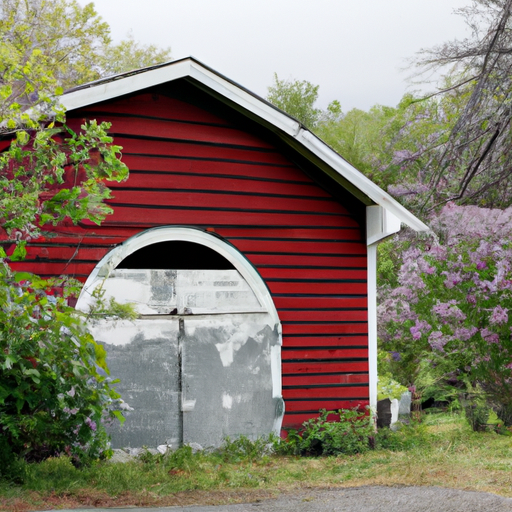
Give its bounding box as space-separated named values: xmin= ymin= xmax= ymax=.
xmin=418 ymin=258 xmax=436 ymax=275
xmin=466 ymin=295 xmax=477 ymax=305
xmin=428 ymin=331 xmax=448 ymax=352
xmin=432 ymin=301 xmax=466 ymax=321
xmin=481 ymin=328 xmax=500 ymax=345
xmin=429 ymin=245 xmax=447 ymax=261
xmin=391 ymin=149 xmax=415 ymax=165
xmin=410 ymin=319 xmax=432 ymax=340
xmin=453 ymin=327 xmax=478 ymax=341
xmin=476 ymin=261 xmax=487 ymax=270
xmin=85 ymin=417 xmax=97 ymax=431
xmin=489 ymin=306 xmax=508 ymax=325
xmin=442 ymin=272 xmax=462 ymax=289
xmin=391 ymin=351 xmax=401 ymax=362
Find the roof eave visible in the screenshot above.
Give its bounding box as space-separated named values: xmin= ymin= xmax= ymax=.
xmin=61 ymin=57 xmax=430 ymax=233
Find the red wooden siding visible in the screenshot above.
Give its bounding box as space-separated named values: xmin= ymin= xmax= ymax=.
xmin=11 ymin=91 xmax=369 ymax=430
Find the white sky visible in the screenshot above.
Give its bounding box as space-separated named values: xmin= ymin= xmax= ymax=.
xmin=81 ymin=0 xmax=471 ymax=111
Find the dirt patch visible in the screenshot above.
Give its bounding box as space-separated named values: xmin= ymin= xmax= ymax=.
xmin=0 ymin=489 xmax=278 ymax=512
xmin=9 ymin=486 xmax=512 ymax=512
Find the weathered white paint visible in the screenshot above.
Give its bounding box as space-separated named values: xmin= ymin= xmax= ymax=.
xmin=87 ymin=318 xmax=176 ymax=347
xmin=87 ymin=317 xmax=182 ymax=449
xmin=181 ymin=313 xmax=282 ymax=448
xmin=77 ymin=227 xmax=284 ymax=449
xmin=177 ymin=270 xmax=263 ymax=314
xmin=62 ymin=58 xmax=429 ymax=233
xmin=212 ymin=315 xmax=271 ymax=367
xmin=181 ymin=399 xmax=196 ymax=412
xmin=81 ymin=268 xmax=264 ymax=316
xmin=78 ymin=227 xmax=280 ymax=329
xmin=222 ymin=393 xmax=233 ymax=410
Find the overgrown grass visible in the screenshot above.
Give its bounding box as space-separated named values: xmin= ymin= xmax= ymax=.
xmin=2 ymin=413 xmax=512 ymax=511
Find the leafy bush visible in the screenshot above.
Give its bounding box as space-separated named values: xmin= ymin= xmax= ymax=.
xmin=278 ymin=409 xmax=374 ymax=456
xmin=0 ymin=263 xmax=125 ymax=468
xmin=0 ymin=5 xmax=134 ymax=476
xmin=378 ymin=374 xmax=408 ymax=401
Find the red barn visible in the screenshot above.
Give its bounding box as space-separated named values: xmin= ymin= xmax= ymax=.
xmin=9 ymin=58 xmax=428 ymax=448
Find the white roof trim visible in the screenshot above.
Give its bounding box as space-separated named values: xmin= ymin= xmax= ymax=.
xmin=298 ymin=130 xmax=430 ymax=232
xmin=62 ymin=58 xmax=429 ymax=232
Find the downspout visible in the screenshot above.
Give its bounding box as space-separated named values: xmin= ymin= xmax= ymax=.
xmin=366 ymin=206 xmax=402 ymax=413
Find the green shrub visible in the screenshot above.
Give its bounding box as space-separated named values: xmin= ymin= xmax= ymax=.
xmin=378 ymin=375 xmax=409 ymax=401
xmin=0 ymin=267 xmax=125 ymax=468
xmin=0 ymin=434 xmax=26 ymax=483
xmin=278 ymin=409 xmax=374 ymax=456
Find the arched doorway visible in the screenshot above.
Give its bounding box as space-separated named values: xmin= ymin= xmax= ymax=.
xmin=77 ymin=227 xmax=284 ymax=449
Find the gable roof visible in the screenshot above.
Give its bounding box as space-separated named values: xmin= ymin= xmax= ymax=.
xmin=62 ymin=57 xmax=429 ymax=232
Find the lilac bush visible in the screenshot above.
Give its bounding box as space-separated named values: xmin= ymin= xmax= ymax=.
xmin=379 ymin=203 xmax=512 ymax=424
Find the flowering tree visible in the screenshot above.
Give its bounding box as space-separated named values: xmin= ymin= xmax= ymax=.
xmin=379 ymin=203 xmax=512 ymax=424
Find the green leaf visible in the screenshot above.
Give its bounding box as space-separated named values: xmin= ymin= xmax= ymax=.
xmin=11 ymin=243 xmax=27 ymax=262
xmin=2 ymin=355 xmax=17 ymax=370
xmin=23 ymin=368 xmax=41 ymax=384
xmin=14 ymin=271 xmax=34 ymax=282
xmin=112 ymin=410 xmax=126 ymax=425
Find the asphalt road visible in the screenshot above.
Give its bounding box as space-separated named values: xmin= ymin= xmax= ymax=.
xmin=50 ymin=486 xmax=512 ymax=512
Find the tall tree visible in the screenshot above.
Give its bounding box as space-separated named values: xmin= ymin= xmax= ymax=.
xmin=267 ymin=73 xmax=321 ymax=129
xmin=316 ymin=102 xmax=397 ymax=180
xmin=0 ymin=0 xmax=172 ymax=102
xmin=409 ymin=0 xmax=512 ymax=211
xmin=101 ymin=33 xmax=172 ymax=77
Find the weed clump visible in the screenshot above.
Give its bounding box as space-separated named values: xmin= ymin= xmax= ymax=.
xmin=276 ymin=409 xmax=374 ymax=456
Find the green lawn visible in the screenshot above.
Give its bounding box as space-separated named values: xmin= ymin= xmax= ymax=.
xmin=2 ymin=413 xmax=512 ymax=511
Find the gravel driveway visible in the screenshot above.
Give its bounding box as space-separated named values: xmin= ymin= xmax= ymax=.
xmin=53 ymin=486 xmax=512 ymax=512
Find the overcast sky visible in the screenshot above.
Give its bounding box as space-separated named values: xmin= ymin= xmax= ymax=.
xmin=81 ymin=0 xmax=471 ymax=111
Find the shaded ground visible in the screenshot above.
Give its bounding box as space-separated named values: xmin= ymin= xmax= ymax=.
xmin=32 ymin=486 xmax=512 ymax=512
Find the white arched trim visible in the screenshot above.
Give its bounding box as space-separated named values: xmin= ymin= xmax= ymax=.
xmin=78 ymin=226 xmax=281 ymax=332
